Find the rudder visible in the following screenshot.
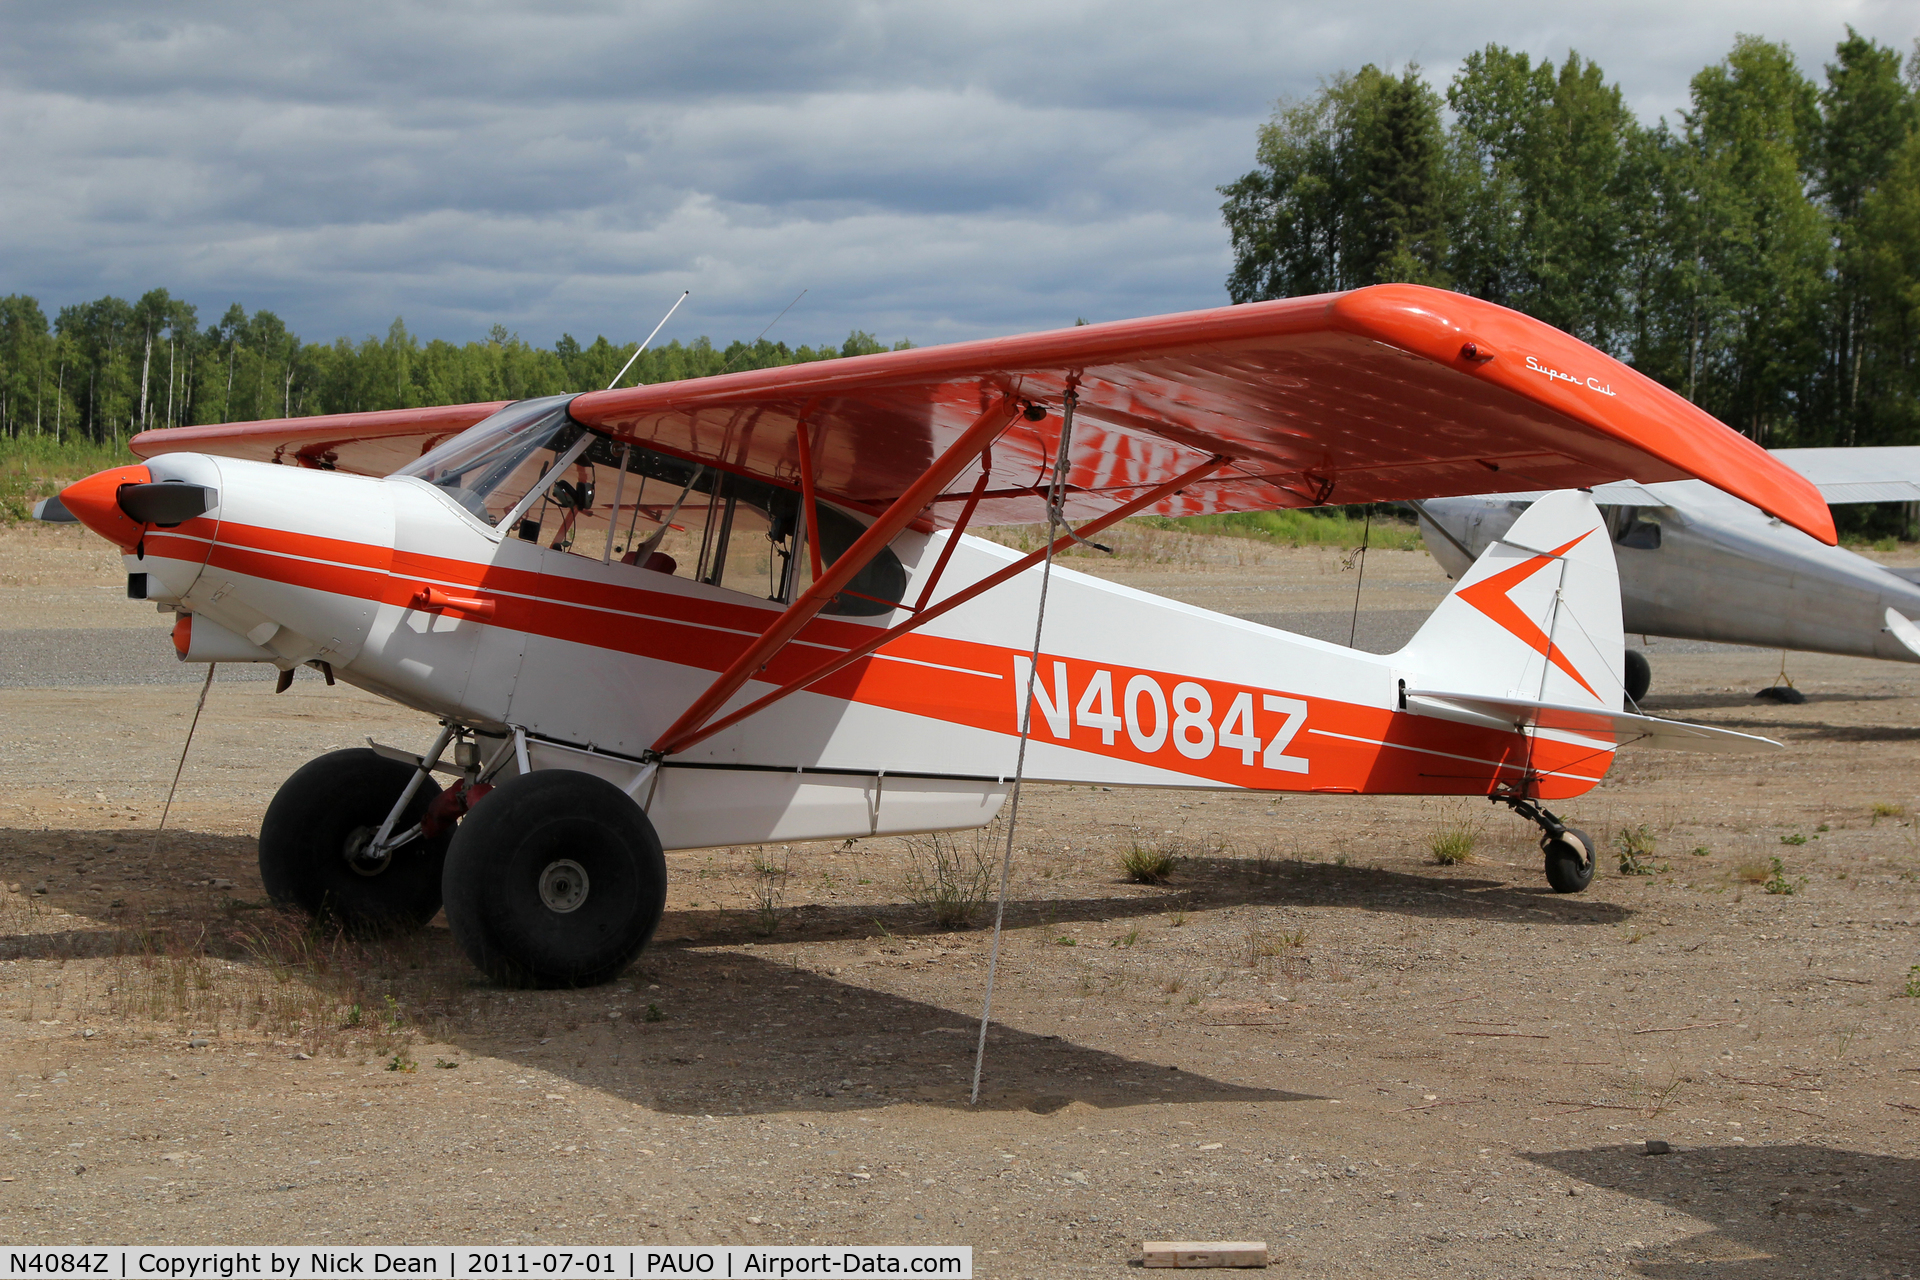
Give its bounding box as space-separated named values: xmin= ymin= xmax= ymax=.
xmin=1397 ymin=489 xmax=1625 ymax=711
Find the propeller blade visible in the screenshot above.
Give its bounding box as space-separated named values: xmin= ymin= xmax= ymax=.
xmin=117 ymin=482 xmax=217 ymax=526
xmin=31 ymin=496 xmax=77 ymax=522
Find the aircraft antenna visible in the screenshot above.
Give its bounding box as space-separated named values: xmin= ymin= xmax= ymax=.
xmin=972 ymin=389 xmax=1077 ymax=1105
xmin=606 ymin=291 xmax=690 ymax=390
xmin=720 ymin=289 xmax=809 ymax=375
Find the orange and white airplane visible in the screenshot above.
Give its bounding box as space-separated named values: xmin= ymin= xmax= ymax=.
xmin=39 ymin=285 xmax=1832 ymax=988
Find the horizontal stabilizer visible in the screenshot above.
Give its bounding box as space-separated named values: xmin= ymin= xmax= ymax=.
xmin=1885 ymin=608 xmax=1920 ymax=660
xmin=1405 ymin=689 xmax=1780 ymax=753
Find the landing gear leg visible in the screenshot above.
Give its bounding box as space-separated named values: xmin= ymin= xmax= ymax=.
xmin=1495 ymin=795 xmax=1596 ymax=894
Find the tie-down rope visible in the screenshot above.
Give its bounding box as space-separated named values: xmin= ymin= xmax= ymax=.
xmin=970 ymin=389 xmax=1078 ymax=1106
xmin=152 ymin=662 xmax=218 ymax=856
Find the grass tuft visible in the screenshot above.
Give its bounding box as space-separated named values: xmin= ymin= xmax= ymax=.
xmin=1428 ymin=817 xmax=1477 ymax=866
xmin=901 ymin=828 xmax=995 ymax=930
xmin=1119 ymin=840 xmax=1181 ymax=884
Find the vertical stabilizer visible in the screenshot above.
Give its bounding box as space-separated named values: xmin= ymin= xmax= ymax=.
xmin=1398 ymin=489 xmax=1625 ymax=710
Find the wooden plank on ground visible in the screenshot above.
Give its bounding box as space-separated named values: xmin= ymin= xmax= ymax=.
xmin=1141 ymin=1241 xmax=1269 ymax=1268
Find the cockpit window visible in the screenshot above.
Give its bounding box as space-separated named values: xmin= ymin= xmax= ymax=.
xmin=530 ymin=436 xmax=904 ymax=615
xmin=401 ymin=410 xmax=906 ymax=615
xmin=393 ymin=396 xmax=582 ymax=527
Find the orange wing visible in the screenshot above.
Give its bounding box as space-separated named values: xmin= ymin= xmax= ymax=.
xmin=133 ymin=402 xmax=508 ymax=476
xmin=130 ymin=286 xmax=1835 ymax=543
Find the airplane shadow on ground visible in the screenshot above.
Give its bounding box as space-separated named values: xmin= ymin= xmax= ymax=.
xmin=1525 ymin=1143 xmax=1917 ymax=1278
xmin=1638 ymin=694 xmax=1920 ymax=745
xmin=0 ymin=908 xmax=1323 ymax=1118
xmin=1645 ymin=690 xmax=1906 ymax=712
xmin=0 ymin=825 xmax=1634 ymax=1118
xmin=451 ymin=944 xmax=1328 ymax=1118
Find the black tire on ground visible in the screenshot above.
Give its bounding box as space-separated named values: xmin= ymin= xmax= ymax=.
xmin=1624 ymin=649 xmax=1651 ymax=704
xmin=441 ymin=769 xmax=667 ymax=988
xmin=258 ymin=747 xmax=451 ymax=931
xmin=1543 ymin=827 xmax=1597 ymax=894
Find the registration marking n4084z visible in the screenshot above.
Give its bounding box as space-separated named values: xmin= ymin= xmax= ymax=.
xmin=1014 ymin=657 xmax=1308 ymax=772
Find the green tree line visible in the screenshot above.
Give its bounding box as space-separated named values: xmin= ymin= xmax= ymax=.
xmin=0 ymin=289 xmax=910 ymax=444
xmin=1221 ymin=28 xmax=1920 ymax=448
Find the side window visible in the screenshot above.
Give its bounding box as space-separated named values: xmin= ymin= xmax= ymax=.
xmin=810 ymin=503 xmax=908 ymax=617
xmin=525 ymin=439 xmax=708 ymax=579
xmin=1610 ymin=505 xmax=1663 ymax=551
xmin=528 ymin=435 xmax=908 ymax=614
xmin=698 ymin=476 xmax=792 ymax=599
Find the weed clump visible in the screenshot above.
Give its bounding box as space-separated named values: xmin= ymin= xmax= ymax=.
xmin=1119 ymin=841 xmax=1181 ymax=884
xmin=902 ymin=829 xmax=994 ymax=929
xmin=1763 ymin=857 xmax=1805 ymax=895
xmin=1615 ymin=825 xmax=1659 ymax=876
xmin=1871 ymin=802 xmax=1906 ymax=825
xmin=1902 ymin=967 xmax=1920 ymax=999
xmin=744 ymin=847 xmax=791 ymax=936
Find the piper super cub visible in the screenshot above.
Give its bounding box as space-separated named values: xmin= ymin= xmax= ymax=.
xmin=39 ymin=285 xmax=1833 ymax=988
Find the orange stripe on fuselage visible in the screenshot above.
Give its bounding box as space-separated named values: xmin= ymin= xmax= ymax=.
xmin=189 ymin=519 xmax=1611 ymax=798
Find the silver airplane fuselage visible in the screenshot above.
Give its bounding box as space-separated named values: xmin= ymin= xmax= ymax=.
xmin=1417 ymin=483 xmax=1920 ymax=664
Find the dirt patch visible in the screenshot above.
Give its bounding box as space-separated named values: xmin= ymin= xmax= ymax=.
xmin=1 ymin=526 xmax=1917 ymax=1276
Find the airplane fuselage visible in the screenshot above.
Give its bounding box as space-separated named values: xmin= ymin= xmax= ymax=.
xmin=124 ymin=451 xmax=1617 ymax=852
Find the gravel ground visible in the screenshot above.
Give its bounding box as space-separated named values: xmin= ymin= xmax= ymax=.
xmin=0 ymin=524 xmax=1916 ymax=1278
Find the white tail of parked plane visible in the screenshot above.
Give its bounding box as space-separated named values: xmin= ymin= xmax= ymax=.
xmin=1400 ymin=489 xmax=1625 ymax=711
xmin=1398 ymin=490 xmax=1767 ymax=753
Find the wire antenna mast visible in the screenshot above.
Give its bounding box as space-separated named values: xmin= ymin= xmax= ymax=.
xmin=606 ymin=290 xmax=690 ymax=390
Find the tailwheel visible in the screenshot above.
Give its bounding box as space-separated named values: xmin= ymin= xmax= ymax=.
xmin=259 ymin=748 xmax=451 ymax=932
xmin=441 ymin=769 xmax=667 ymax=988
xmin=1495 ymin=794 xmax=1596 ymax=894
xmin=1541 ymin=827 xmax=1597 ymax=894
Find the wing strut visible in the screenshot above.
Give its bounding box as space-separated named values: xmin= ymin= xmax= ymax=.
xmin=650 ymin=396 xmax=1024 ymax=757
xmin=913 ymin=446 xmax=991 ymax=612
xmin=654 ymin=450 xmax=1234 ymax=757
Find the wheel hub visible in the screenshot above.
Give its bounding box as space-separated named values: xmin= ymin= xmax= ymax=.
xmin=538 ymin=859 xmax=590 ymax=913
xmin=343 ymin=825 xmax=393 ymax=877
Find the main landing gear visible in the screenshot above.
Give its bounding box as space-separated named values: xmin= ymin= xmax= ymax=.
xmin=442 ymin=770 xmax=667 ymax=988
xmin=259 ymin=729 xmax=668 ymax=987
xmin=1496 ymin=795 xmax=1597 ymax=894
xmin=259 ymin=748 xmax=454 ymax=931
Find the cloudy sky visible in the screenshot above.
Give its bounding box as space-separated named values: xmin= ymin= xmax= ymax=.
xmin=2 ymin=1 xmax=1912 ymax=351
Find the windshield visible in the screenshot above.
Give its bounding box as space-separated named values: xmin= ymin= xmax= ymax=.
xmin=394 ymin=396 xmax=583 ymax=526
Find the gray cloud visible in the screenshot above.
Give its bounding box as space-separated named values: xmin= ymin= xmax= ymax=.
xmin=1 ymin=0 xmax=1911 ymax=349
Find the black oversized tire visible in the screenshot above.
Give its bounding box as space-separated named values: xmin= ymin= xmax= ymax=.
xmin=1543 ymin=827 xmax=1597 ymax=894
xmin=1624 ymin=649 xmax=1652 ymax=704
xmin=258 ymin=748 xmax=450 ymax=932
xmin=441 ymin=769 xmax=667 ymax=988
